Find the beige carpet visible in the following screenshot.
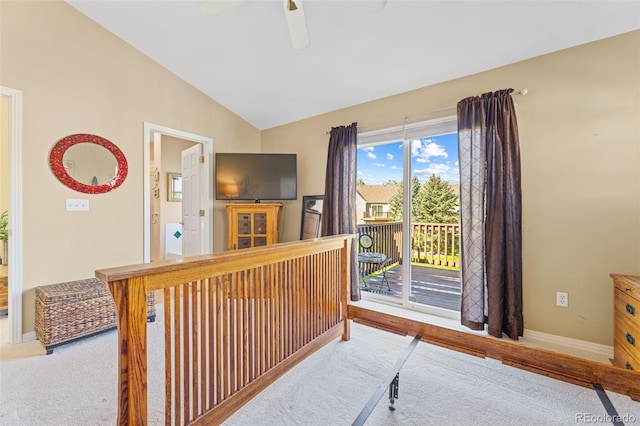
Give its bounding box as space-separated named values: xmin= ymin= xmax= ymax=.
xmin=1 ymin=306 xmax=638 ymax=425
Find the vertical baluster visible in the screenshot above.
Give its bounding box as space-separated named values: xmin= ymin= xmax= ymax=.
xmin=183 ymin=283 xmax=191 ymax=422
xmin=342 ymin=239 xmax=351 ymax=340
xmin=215 ymin=276 xmax=224 ymax=403
xmin=229 ymin=273 xmax=237 ymax=394
xmin=173 ymin=285 xmax=182 ymax=426
xmin=164 ymin=287 xmax=172 ymax=426
xmin=235 ymin=272 xmax=242 ymax=389
xmin=191 ymin=281 xmax=199 ymax=417
xmin=257 ymin=266 xmax=265 ymax=376
xmin=271 ymin=263 xmax=279 ymax=365
xmin=242 ymin=269 xmax=249 ymax=387
xmin=207 ymin=278 xmax=215 ymax=410
xmin=247 ymin=269 xmax=254 ymax=384
xmin=199 ymin=279 xmax=207 ymax=413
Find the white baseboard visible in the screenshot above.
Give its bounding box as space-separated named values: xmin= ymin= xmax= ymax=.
xmin=21 ymin=331 xmax=36 ymax=342
xmin=522 ymin=328 xmax=613 ymax=361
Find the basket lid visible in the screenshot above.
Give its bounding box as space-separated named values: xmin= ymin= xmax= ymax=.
xmin=36 ymin=278 xmax=110 ymax=303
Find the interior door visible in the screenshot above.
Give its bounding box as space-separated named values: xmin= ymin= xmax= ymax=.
xmin=181 ymin=144 xmax=203 ymax=257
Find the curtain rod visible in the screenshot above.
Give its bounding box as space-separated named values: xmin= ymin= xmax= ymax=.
xmin=323 ymin=88 xmax=528 ymax=135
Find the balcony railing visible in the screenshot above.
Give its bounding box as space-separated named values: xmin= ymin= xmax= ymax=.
xmin=356 ymin=221 xmax=460 ymax=269
xmin=356 ymin=222 xmax=461 ymax=311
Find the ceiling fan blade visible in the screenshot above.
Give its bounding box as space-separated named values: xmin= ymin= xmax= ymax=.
xmin=283 ymin=0 xmax=310 ymax=49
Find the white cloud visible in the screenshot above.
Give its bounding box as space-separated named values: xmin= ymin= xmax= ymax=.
xmin=367 ymin=152 xmax=377 ymax=159
xmin=390 ymin=165 xmax=398 ymax=170
xmin=386 ymin=153 xmax=394 ymax=160
xmin=372 ymin=163 xmax=385 ymax=167
xmin=411 ymin=139 xmax=448 ymax=163
xmin=414 ymin=163 xmax=452 ymax=178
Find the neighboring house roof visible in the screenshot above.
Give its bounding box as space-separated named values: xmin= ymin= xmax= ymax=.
xmin=356 ymin=184 xmax=400 ymax=204
xmin=357 ymin=183 xmax=460 ymax=203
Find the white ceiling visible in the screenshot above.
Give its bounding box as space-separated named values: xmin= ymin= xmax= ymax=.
xmin=66 ymin=0 xmax=640 ymax=130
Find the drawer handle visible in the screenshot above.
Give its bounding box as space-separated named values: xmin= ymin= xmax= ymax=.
xmin=626 ymin=362 xmax=634 ymax=370
xmin=626 ymin=333 xmax=636 ymax=346
xmin=626 ymin=303 xmax=636 ymax=316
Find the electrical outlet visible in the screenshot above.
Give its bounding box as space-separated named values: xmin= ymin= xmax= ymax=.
xmin=556 ymin=292 xmax=568 ymax=307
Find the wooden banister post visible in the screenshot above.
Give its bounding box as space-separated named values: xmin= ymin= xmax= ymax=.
xmin=107 ymin=277 xmax=149 ymax=425
xmin=341 ymin=237 xmax=351 ymax=341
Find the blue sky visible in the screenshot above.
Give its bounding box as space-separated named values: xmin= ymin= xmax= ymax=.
xmin=357 ymin=132 xmax=459 ymax=185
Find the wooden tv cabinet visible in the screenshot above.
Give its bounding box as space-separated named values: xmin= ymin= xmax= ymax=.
xmin=226 ymin=203 xmax=282 ymax=250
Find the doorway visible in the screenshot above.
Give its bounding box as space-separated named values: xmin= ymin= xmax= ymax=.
xmin=0 ymin=86 xmax=23 ymax=345
xmin=149 ymin=135 xmax=199 ymax=262
xmin=143 ymin=123 xmax=213 ymax=262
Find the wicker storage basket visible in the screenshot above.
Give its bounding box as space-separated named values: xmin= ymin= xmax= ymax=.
xmin=35 ymin=278 xmax=155 ymax=354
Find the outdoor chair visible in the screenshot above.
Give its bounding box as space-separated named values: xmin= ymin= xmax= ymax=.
xmin=357 ymin=233 xmax=390 ymax=291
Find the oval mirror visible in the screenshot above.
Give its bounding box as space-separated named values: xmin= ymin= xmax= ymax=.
xmin=49 ymin=134 xmax=128 ymax=194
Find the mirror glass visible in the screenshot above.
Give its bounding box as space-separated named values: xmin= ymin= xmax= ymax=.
xmin=300 ymin=195 xmax=323 ymax=239
xmin=50 ymin=134 xmax=128 ymax=194
xmin=168 ymin=173 xmax=182 ymax=202
xmin=63 ymin=143 xmax=118 ymax=186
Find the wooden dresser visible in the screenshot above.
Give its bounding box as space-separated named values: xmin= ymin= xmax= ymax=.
xmin=611 ymin=274 xmax=640 ymax=371
xmin=0 ymin=265 xmax=8 ymax=314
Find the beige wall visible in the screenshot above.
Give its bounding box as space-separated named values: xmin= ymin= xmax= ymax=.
xmin=263 ymin=31 xmax=640 ymax=345
xmin=0 ymin=1 xmax=260 ymax=334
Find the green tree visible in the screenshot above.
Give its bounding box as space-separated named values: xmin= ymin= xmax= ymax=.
xmin=388 ymin=176 xmax=421 ymax=221
xmin=356 ymin=178 xmax=366 ymax=186
xmin=388 ymin=186 xmax=402 ymax=221
xmin=414 ymin=174 xmax=459 ymax=223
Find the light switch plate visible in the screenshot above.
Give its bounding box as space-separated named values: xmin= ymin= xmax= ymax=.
xmin=66 ymin=198 xmax=89 ymax=211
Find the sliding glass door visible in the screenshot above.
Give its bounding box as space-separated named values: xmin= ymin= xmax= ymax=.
xmin=357 ymin=115 xmax=461 ymax=316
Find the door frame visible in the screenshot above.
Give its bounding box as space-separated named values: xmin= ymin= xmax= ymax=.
xmin=1 ymin=86 xmax=23 ymax=344
xmin=143 ymin=122 xmax=213 ymax=262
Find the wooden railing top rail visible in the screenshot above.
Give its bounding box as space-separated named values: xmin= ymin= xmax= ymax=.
xmin=96 ymin=234 xmax=355 ymax=292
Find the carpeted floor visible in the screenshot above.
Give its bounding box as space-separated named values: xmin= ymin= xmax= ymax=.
xmin=1 ymin=306 xmax=638 ymax=426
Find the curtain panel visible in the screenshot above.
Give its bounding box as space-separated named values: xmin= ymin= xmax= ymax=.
xmin=321 ymin=122 xmax=360 ymax=301
xmin=457 ymin=89 xmax=523 ymax=339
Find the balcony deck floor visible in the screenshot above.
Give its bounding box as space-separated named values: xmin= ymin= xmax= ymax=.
xmin=360 ymin=263 xmax=461 ymax=311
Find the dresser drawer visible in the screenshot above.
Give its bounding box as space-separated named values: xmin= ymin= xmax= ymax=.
xmin=614 ymin=276 xmax=640 ymax=303
xmin=615 ymin=288 xmax=638 ymax=323
xmin=614 ymin=343 xmax=640 ymax=371
xmin=615 ymin=311 xmax=640 ymax=349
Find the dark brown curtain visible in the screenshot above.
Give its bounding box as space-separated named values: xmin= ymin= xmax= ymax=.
xmin=321 ymin=122 xmax=360 ymax=301
xmin=457 ymin=89 xmax=523 ymax=339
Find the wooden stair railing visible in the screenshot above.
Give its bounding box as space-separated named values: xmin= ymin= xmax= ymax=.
xmin=96 ymin=235 xmax=353 ymax=425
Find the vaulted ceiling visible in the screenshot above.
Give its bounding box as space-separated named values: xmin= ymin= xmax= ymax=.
xmin=67 ymin=1 xmax=640 ymax=130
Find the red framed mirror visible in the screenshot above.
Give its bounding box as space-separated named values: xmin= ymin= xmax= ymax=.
xmin=49 ymin=134 xmax=128 ymax=194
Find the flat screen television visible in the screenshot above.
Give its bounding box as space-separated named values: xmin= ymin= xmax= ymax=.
xmin=215 ymin=153 xmax=297 ymax=201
